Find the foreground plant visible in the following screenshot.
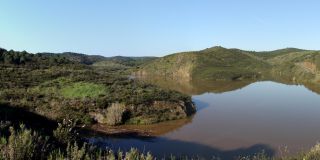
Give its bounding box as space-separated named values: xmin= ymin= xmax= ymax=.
xmin=1 ymin=123 xmax=155 ymax=160
xmin=0 ymin=124 xmax=48 ymax=160
xmin=3 ymin=123 xmax=320 ymax=160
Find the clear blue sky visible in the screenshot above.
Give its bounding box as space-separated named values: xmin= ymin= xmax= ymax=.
xmin=1 ymin=0 xmax=320 ymax=57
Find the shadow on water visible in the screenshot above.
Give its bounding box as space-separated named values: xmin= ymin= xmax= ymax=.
xmin=193 ymin=99 xmax=210 ymax=112
xmin=88 ymin=133 xmax=275 ymax=160
xmin=0 ymin=102 xmax=57 ymax=135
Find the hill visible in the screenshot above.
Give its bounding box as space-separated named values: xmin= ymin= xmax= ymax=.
xmin=255 ymin=49 xmax=320 ymax=82
xmin=137 ymin=46 xmax=271 ymax=81
xmin=93 ymin=56 xmax=157 ymax=69
xmin=0 ymin=48 xmax=157 ymax=68
xmin=60 ymin=52 xmax=107 ymax=65
xmin=138 ymin=46 xmax=320 ymax=82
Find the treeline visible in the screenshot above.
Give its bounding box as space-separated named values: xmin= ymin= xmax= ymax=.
xmin=0 ymin=48 xmax=71 ymax=66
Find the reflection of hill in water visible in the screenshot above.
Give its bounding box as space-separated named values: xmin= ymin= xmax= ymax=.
xmin=131 ymin=74 xmax=320 ymax=137
xmin=138 ymin=75 xmax=320 ymax=95
xmin=263 ymin=74 xmax=320 ymax=95
xmin=303 ymin=83 xmax=320 ymax=95
xmin=138 ymin=76 xmax=255 ymax=95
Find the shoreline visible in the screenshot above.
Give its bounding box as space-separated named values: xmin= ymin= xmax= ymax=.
xmin=83 ymin=117 xmax=193 ymax=138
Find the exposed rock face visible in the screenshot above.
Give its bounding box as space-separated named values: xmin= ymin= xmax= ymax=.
xmin=90 ymin=100 xmax=196 ymax=125
xmin=136 ymin=53 xmax=197 ymax=81
xmin=147 ymin=100 xmax=195 ymax=118
xmin=297 ymin=62 xmax=317 ymax=74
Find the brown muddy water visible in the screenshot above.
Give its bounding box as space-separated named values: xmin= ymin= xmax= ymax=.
xmin=88 ymin=81 xmax=320 ymax=159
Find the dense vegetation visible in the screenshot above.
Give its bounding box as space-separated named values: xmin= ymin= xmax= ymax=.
xmin=93 ymin=56 xmax=157 ymax=70
xmin=0 ymin=48 xmax=194 ymax=126
xmin=0 ymin=119 xmax=156 ymax=160
xmin=0 ymin=48 xmax=71 ymax=67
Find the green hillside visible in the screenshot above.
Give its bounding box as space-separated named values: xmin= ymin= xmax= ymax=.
xmin=255 ymin=49 xmax=320 ymax=82
xmin=36 ymin=51 xmax=157 ymax=67
xmin=138 ymin=46 xmax=320 ymax=82
xmin=138 ymin=46 xmax=271 ymax=81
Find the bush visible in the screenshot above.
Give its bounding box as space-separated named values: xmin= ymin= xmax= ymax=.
xmin=105 ymin=103 xmax=126 ymax=125
xmin=66 ymin=142 xmax=89 ymax=160
xmin=303 ymin=143 xmax=320 ymax=160
xmin=53 ymin=119 xmax=77 ymax=144
xmin=0 ymin=124 xmax=48 ymax=160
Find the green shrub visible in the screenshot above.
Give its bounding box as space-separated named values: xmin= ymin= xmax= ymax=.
xmin=125 ymin=148 xmax=140 ymax=160
xmin=66 ymin=142 xmax=90 ymax=160
xmin=47 ymin=149 xmax=65 ymax=160
xmin=53 ymin=119 xmax=77 ymax=144
xmin=303 ymin=143 xmax=320 ymax=160
xmin=0 ymin=124 xmax=48 ymax=160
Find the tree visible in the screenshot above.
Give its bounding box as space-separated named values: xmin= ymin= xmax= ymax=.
xmin=0 ymin=50 xmax=4 ymax=62
xmin=0 ymin=48 xmax=6 ymax=54
xmin=13 ymin=52 xmax=20 ymax=64
xmin=4 ymin=53 xmax=13 ymax=64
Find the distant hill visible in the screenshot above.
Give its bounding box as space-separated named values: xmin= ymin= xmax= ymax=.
xmin=61 ymin=52 xmax=107 ymax=65
xmin=48 ymin=52 xmax=157 ymax=67
xmin=253 ymin=48 xmax=308 ymax=59
xmin=138 ymin=46 xmax=320 ymax=82
xmin=0 ymin=48 xmax=72 ymax=67
xmin=254 ymin=49 xmax=320 ymax=82
xmin=0 ymin=48 xmax=157 ymax=68
xmin=137 ymin=46 xmax=270 ymax=81
xmin=93 ymin=56 xmax=157 ymax=68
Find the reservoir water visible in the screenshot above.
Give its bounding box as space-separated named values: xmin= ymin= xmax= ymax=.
xmin=89 ymin=80 xmax=320 ymax=159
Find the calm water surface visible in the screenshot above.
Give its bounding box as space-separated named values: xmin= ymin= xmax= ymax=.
xmin=89 ymin=81 xmax=320 ymax=159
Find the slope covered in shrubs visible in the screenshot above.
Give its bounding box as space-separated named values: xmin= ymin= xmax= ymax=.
xmin=0 ymin=48 xmax=195 ymax=126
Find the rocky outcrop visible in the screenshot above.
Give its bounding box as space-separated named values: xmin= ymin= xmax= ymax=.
xmin=297 ymin=62 xmax=317 ymax=74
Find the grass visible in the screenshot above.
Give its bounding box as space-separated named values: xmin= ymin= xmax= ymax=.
xmin=61 ymin=82 xmax=107 ymax=98
xmin=30 ymin=78 xmax=107 ymax=99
